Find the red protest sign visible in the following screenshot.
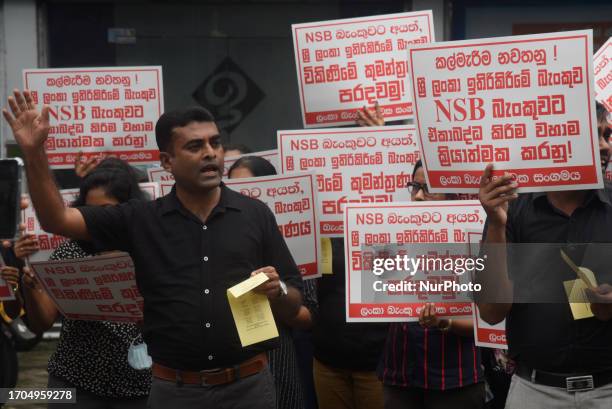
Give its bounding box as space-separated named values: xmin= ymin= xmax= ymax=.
xmin=292 ymin=11 xmax=434 ymax=127
xmin=23 ymin=66 xmax=164 ymax=169
xmin=594 ymin=37 xmax=612 ymax=112
xmin=344 ymin=201 xmax=484 ymax=322
xmin=409 ymin=30 xmax=603 ymax=193
xmin=225 ymin=173 xmax=321 ymax=279
xmin=278 ymin=125 xmax=417 ymax=237
xmin=30 ymin=253 xmax=143 ymax=322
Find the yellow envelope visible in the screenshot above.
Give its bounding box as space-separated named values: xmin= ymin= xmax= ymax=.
xmin=321 ymin=238 xmax=333 ymax=275
xmin=227 ymin=274 xmax=279 ymax=347
xmin=563 ymin=279 xmax=594 ymax=320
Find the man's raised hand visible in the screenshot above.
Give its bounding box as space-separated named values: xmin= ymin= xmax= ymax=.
xmin=478 ymin=164 xmax=518 ymax=228
xmin=2 ymin=89 xmax=50 ymax=152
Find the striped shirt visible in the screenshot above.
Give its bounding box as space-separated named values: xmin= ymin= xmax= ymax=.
xmin=379 ymin=323 xmax=483 ymax=390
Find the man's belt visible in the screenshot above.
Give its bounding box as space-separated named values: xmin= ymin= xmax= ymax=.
xmin=516 ymin=364 xmax=612 ymax=392
xmin=152 ymin=353 xmax=267 ymax=386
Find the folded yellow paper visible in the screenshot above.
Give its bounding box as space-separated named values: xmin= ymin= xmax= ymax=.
xmin=560 ymin=250 xmax=597 ymax=289
xmin=321 ymin=238 xmax=333 ymax=275
xmin=563 ymin=279 xmax=594 ymax=320
xmin=227 ymin=273 xmax=279 ymax=347
xmin=228 ymin=272 xmax=270 ymax=298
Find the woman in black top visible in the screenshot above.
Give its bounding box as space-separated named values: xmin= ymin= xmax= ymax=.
xmin=16 ymin=158 xmax=151 ymax=408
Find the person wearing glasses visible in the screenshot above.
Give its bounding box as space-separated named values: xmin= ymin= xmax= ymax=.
xmin=379 ymin=160 xmax=485 ymax=409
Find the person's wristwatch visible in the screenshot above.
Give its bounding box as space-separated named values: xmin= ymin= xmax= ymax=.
xmin=438 ymin=318 xmax=452 ymax=333
xmin=277 ymin=280 xmax=288 ymax=298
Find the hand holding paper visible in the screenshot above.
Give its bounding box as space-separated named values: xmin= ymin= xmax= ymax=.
xmin=560 ymin=249 xmax=597 ymax=289
xmin=585 ymin=284 xmax=612 ymax=322
xmin=560 ymin=249 xmax=600 ymax=320
xmin=227 ymin=273 xmax=279 ymax=347
xmin=250 ymin=266 xmax=282 ymax=300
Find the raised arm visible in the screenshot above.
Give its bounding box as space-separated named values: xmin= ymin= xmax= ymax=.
xmin=2 ymin=90 xmax=89 ymax=240
xmin=475 ymin=164 xmax=517 ymax=324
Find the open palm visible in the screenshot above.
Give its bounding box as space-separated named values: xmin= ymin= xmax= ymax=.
xmin=2 ymin=90 xmax=50 ymax=151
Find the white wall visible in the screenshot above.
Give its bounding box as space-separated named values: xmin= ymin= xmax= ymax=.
xmin=1 ymin=0 xmax=38 ymax=151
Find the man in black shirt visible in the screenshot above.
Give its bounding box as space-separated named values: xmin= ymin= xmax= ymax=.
xmin=3 ymin=90 xmax=303 ymax=409
xmin=476 ymin=103 xmax=612 ymax=407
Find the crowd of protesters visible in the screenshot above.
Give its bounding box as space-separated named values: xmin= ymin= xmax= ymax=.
xmin=0 ymin=65 xmax=611 ymax=409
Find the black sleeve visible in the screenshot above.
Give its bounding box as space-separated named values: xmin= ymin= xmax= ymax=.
xmin=261 ymin=205 xmax=303 ymax=294
xmin=480 ymin=198 xmax=520 ymax=283
xmin=302 ymin=279 xmax=318 ymax=315
xmin=77 ymin=200 xmax=139 ymax=254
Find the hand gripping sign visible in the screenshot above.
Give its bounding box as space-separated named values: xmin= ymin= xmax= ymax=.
xmin=23 ymin=66 xmax=164 ymax=169
xmin=594 ymin=37 xmax=612 ymax=112
xmin=29 ymin=253 xmax=143 ymax=322
xmin=292 ymin=11 xmax=434 ymax=127
xmin=408 ymin=30 xmax=603 ymax=193
xmin=225 ymin=172 xmax=322 ymax=280
xmin=278 ymin=125 xmax=417 ymax=237
xmin=344 ymin=200 xmax=485 ymax=322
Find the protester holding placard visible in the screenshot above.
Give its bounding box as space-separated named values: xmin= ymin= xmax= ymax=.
xmin=3 ymin=91 xmax=303 ymax=409
xmin=13 ymin=158 xmax=152 ymax=408
xmin=476 ymin=102 xmax=612 ymax=407
xmin=378 ymin=160 xmax=485 ymax=409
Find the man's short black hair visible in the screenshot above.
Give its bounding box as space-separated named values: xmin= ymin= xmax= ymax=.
xmin=155 ymin=107 xmax=216 ymax=153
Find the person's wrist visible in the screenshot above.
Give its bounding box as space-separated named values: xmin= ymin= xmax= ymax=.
xmin=486 ymin=216 xmax=506 ymax=230
xmin=20 ymin=146 xmax=47 ymax=163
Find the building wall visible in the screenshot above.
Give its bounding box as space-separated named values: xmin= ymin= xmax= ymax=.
xmin=0 ymin=0 xmax=38 ymax=152
xmin=112 ymin=2 xmax=405 ymax=151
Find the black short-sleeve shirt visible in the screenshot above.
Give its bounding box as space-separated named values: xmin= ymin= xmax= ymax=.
xmin=78 ymin=183 xmax=303 ymax=370
xmin=501 ymin=181 xmax=612 ymax=372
